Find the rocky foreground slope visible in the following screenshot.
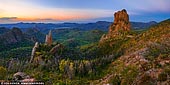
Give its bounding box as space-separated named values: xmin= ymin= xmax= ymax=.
xmin=93 ymin=18 xmax=170 ymax=85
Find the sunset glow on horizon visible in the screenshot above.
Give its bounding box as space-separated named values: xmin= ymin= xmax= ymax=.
xmin=0 ymin=0 xmax=170 ymax=23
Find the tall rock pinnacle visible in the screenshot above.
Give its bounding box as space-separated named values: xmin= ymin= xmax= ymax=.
xmin=30 ymin=42 xmax=39 ymax=63
xmin=45 ymin=30 xmax=53 ymax=45
xmin=109 ymin=9 xmax=131 ymax=35
xmin=100 ymin=9 xmax=131 ymax=42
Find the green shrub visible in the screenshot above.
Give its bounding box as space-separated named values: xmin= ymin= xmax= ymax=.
xmin=0 ymin=66 xmax=7 ymax=79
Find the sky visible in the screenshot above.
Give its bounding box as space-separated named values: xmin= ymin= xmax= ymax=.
xmin=0 ymin=0 xmax=170 ymax=23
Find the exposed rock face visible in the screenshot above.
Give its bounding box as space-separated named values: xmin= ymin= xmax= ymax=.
xmin=109 ymin=9 xmax=131 ymax=33
xmin=45 ymin=30 xmax=52 ymax=45
xmin=30 ymin=42 xmax=39 ymax=63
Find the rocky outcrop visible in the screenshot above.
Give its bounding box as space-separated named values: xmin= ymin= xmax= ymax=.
xmin=45 ymin=30 xmax=52 ymax=45
xmin=100 ymin=9 xmax=131 ymax=42
xmin=30 ymin=42 xmax=39 ymax=63
xmin=109 ymin=9 xmax=130 ymax=33
xmin=13 ymin=72 xmax=28 ymax=80
xmin=13 ymin=72 xmax=35 ymax=82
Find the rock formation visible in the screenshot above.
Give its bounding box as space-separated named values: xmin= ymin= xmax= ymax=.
xmin=13 ymin=72 xmax=28 ymax=80
xmin=109 ymin=9 xmax=130 ymax=33
xmin=45 ymin=30 xmax=52 ymax=45
xmin=100 ymin=9 xmax=131 ymax=42
xmin=30 ymin=42 xmax=39 ymax=63
xmin=13 ymin=72 xmax=35 ymax=82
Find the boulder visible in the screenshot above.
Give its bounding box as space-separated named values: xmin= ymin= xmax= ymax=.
xmin=13 ymin=72 xmax=29 ymax=81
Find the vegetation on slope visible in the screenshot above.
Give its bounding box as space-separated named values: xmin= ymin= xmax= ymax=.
xmin=0 ymin=19 xmax=169 ymax=85
xmin=93 ymin=19 xmax=170 ymax=84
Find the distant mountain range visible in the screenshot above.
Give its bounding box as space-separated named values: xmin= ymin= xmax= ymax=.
xmin=0 ymin=21 xmax=157 ymax=31
xmin=0 ymin=20 xmax=158 ymax=52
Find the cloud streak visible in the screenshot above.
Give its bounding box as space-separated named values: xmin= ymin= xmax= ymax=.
xmin=0 ymin=17 xmax=18 ymax=23
xmin=0 ymin=17 xmax=17 ymax=20
xmin=0 ymin=17 xmax=59 ymax=23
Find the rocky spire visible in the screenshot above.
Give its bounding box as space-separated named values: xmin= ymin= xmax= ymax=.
xmin=30 ymin=42 xmax=39 ymax=63
xmin=100 ymin=9 xmax=131 ymax=42
xmin=45 ymin=30 xmax=53 ymax=45
xmin=109 ymin=9 xmax=131 ymax=34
